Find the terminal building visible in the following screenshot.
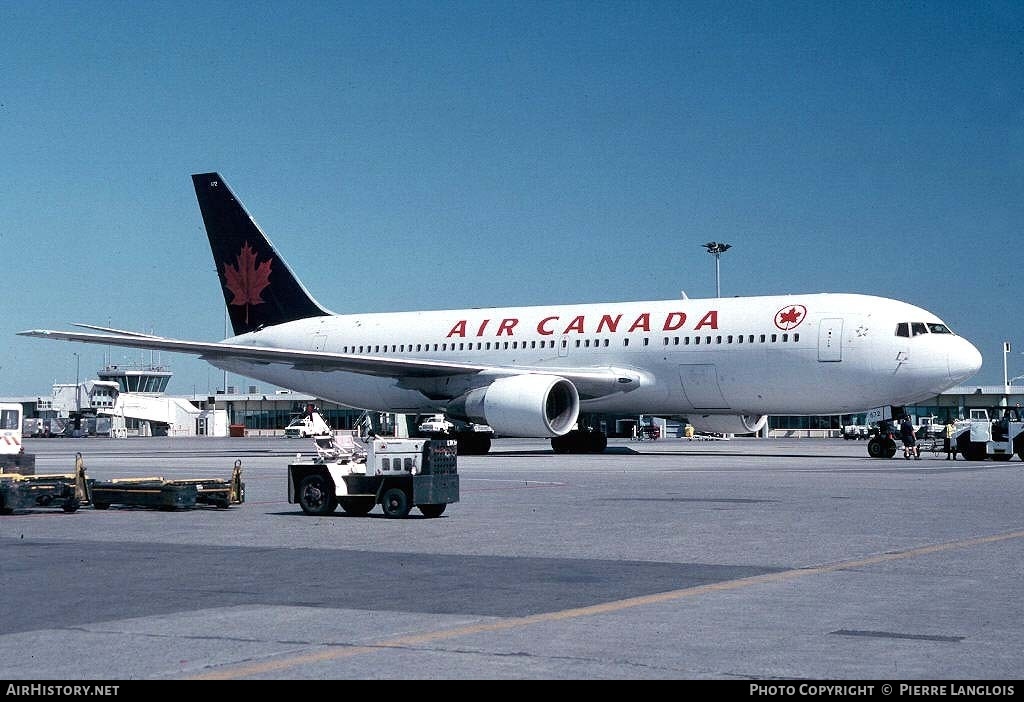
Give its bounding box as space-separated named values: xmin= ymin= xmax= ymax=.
xmin=2 ymin=362 xmax=1022 ymax=439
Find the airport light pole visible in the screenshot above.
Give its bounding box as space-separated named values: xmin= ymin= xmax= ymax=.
xmin=702 ymin=241 xmax=732 ymax=297
xmin=1003 ymin=341 xmax=1012 ymax=390
xmin=73 ymin=352 xmax=80 ymax=414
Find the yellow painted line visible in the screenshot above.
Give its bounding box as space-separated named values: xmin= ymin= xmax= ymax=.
xmin=189 ymin=528 xmax=1024 ymax=680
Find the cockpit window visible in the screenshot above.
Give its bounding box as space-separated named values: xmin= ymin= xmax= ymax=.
xmin=896 ymin=322 xmax=909 ymax=337
xmin=927 ymin=323 xmax=952 ymax=334
xmin=911 ymin=322 xmax=928 ymax=336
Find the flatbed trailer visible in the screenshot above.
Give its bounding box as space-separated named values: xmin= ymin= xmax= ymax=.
xmin=288 ymin=436 xmax=458 ymax=518
xmin=0 ymin=454 xmax=90 ymax=514
xmin=90 ymin=460 xmax=245 ymax=510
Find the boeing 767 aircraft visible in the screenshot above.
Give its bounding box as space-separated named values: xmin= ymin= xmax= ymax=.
xmin=20 ymin=173 xmax=982 ymax=454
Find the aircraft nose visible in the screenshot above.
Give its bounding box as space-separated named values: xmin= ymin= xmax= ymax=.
xmin=949 ymin=337 xmax=983 ymax=384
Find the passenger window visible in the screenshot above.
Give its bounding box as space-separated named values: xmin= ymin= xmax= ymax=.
xmin=896 ymin=323 xmax=910 ymax=337
xmin=662 ymin=338 xmax=669 ymax=346
xmin=705 ymin=336 xmax=711 ymax=345
xmin=727 ymin=335 xmax=733 ymax=343
xmin=737 ymin=335 xmax=743 ymax=344
xmin=771 ymin=334 xmax=777 ymax=342
xmin=911 ymin=322 xmax=928 ymax=336
xmin=694 ymin=337 xmax=700 ymax=345
xmin=643 ymin=338 xmax=649 ymax=346
xmin=748 ymin=335 xmax=754 ymax=343
xmin=793 ymin=333 xmax=799 ymax=342
xmin=624 ymin=338 xmax=629 ymax=347
xmin=782 ymin=333 xmax=788 ymax=342
xmin=759 ymin=335 xmax=765 ymax=343
xmin=575 ymin=340 xmax=581 ymax=347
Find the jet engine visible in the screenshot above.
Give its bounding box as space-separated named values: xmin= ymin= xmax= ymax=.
xmin=688 ymin=413 xmax=768 ymax=435
xmin=450 ymin=375 xmax=580 ymax=438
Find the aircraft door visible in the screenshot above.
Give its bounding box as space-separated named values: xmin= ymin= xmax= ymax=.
xmin=678 ymin=364 xmax=730 ymax=409
xmin=310 ymin=334 xmax=328 ymax=351
xmin=558 ymin=335 xmax=569 ymax=358
xmin=818 ymin=318 xmax=843 ymax=362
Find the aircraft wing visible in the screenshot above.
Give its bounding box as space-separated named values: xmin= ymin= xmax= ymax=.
xmin=17 ymin=328 xmax=639 ymax=399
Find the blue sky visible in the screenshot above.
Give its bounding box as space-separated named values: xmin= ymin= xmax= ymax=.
xmin=1 ymin=0 xmax=1021 ymax=396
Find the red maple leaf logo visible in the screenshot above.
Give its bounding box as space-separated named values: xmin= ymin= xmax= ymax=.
xmin=223 ymin=242 xmax=272 ymax=325
xmin=774 ymin=305 xmax=806 ymax=330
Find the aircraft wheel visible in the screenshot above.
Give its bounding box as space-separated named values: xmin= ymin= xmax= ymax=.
xmin=297 ymin=474 xmax=338 ymax=515
xmin=62 ymin=498 xmax=80 ymax=513
xmin=418 ymin=503 xmax=446 ymax=518
xmin=381 ymin=488 xmax=410 ymax=518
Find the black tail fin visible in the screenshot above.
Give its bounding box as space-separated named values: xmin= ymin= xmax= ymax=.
xmin=192 ymin=172 xmax=330 ymax=336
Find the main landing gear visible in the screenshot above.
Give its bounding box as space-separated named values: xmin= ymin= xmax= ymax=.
xmin=551 ymin=428 xmax=608 ymax=454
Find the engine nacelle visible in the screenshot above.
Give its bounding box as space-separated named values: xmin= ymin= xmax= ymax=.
xmin=688 ymin=413 xmax=768 ymax=435
xmin=451 ymin=375 xmax=580 ymax=438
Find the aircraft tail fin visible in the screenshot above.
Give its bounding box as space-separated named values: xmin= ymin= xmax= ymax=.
xmin=192 ymin=172 xmax=331 ymax=336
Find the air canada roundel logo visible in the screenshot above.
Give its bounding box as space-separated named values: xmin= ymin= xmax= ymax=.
xmin=774 ymin=304 xmax=807 ymax=331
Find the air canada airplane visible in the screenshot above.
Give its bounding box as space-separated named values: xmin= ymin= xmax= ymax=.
xmin=20 ymin=173 xmax=983 ymax=454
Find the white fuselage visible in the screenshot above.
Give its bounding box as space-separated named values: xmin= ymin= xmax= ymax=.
xmin=208 ymin=293 xmax=982 ymax=418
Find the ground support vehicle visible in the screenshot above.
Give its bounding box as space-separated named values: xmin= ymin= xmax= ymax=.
xmin=841 ymin=424 xmax=869 ymax=440
xmin=953 ymin=409 xmax=1024 ymax=462
xmin=0 ymin=403 xmax=35 ymax=475
xmin=284 ymin=405 xmax=333 ymax=438
xmin=0 ymin=453 xmax=89 ymax=514
xmin=415 ymin=415 xmax=494 ymax=455
xmin=288 ymin=436 xmax=458 ymax=518
xmin=90 ymin=460 xmax=245 ymax=510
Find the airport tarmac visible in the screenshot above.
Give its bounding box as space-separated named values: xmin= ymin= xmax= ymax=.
xmin=2 ymin=435 xmax=1022 ymax=681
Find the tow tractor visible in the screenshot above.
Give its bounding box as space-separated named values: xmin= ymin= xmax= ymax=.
xmin=953 ymin=408 xmax=1024 ymax=462
xmin=288 ymin=431 xmax=458 ymax=518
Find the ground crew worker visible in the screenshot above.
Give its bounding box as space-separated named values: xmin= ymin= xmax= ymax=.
xmin=944 ymin=418 xmax=957 ymax=460
xmin=900 ymin=416 xmax=920 ymax=460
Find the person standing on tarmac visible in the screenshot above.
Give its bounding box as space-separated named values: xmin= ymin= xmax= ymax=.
xmin=900 ymin=415 xmax=920 ymax=460
xmin=944 ymin=418 xmax=957 ymax=460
